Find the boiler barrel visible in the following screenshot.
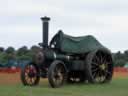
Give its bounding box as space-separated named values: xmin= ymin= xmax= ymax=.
xmin=45 ymin=51 xmax=73 ymax=61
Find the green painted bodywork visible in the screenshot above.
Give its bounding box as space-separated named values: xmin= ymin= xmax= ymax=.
xmin=50 ymin=31 xmax=105 ymax=54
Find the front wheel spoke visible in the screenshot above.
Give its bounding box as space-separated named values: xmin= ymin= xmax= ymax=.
xmin=29 ymin=78 xmax=33 ymax=83
xmin=54 ymin=67 xmax=58 ymax=73
xmin=31 ymin=78 xmax=34 ymax=83
xmin=57 ymin=69 xmax=62 ymax=75
xmin=59 ymin=73 xmax=63 ymax=80
xmin=25 ymin=68 xmax=30 ymax=73
xmin=53 ymin=68 xmax=58 ymax=77
xmin=53 ymin=73 xmax=57 ymax=79
xmin=27 ymin=78 xmax=32 ymax=84
xmin=32 ymin=77 xmax=35 ymax=81
xmin=25 ymin=76 xmax=30 ymax=82
xmin=25 ymin=72 xmax=28 ymax=76
xmin=58 ymin=78 xmax=62 ymax=84
xmin=53 ymin=76 xmax=56 ymax=83
xmin=55 ymin=78 xmax=60 ymax=85
xmin=53 ymin=73 xmax=62 ymax=85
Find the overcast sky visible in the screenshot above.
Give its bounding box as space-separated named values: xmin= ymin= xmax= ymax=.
xmin=0 ymin=0 xmax=128 ymax=52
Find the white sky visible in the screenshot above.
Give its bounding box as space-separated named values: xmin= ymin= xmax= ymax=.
xmin=0 ymin=0 xmax=128 ymax=52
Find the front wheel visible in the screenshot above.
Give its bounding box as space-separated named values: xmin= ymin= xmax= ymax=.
xmin=20 ymin=63 xmax=40 ymax=86
xmin=48 ymin=60 xmax=67 ymax=88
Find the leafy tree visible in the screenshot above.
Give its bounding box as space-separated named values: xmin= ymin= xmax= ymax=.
xmin=124 ymin=50 xmax=128 ymax=55
xmin=30 ymin=45 xmax=41 ymax=53
xmin=5 ymin=47 xmax=15 ymax=54
xmin=16 ymin=55 xmax=32 ymax=61
xmin=114 ymin=59 xmax=126 ymax=67
xmin=5 ymin=47 xmax=16 ymax=60
xmin=17 ymin=46 xmax=29 ymax=56
xmin=0 ymin=52 xmax=8 ymax=64
xmin=0 ymin=47 xmax=4 ymax=52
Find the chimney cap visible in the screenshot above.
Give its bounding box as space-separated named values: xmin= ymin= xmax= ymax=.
xmin=41 ymin=16 xmax=50 ymax=21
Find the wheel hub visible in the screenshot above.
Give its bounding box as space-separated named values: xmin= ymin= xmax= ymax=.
xmin=28 ymin=72 xmax=36 ymax=78
xmin=100 ymin=64 xmax=106 ymax=70
xmin=55 ymin=72 xmax=62 ymax=79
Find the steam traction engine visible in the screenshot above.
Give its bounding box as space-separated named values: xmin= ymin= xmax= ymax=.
xmin=20 ymin=17 xmax=114 ymax=88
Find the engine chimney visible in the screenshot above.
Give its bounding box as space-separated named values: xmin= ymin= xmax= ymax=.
xmin=41 ymin=16 xmax=50 ymax=48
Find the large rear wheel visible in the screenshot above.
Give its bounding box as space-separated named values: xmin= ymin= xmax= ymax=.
xmin=85 ymin=49 xmax=113 ymax=83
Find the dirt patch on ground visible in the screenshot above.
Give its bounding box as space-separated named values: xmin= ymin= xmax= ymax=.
xmin=113 ymin=71 xmax=128 ymax=78
xmin=0 ymin=73 xmax=20 ymax=85
xmin=0 ymin=71 xmax=128 ymax=85
xmin=0 ymin=72 xmax=48 ymax=85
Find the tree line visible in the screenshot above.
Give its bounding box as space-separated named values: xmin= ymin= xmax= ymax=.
xmin=113 ymin=50 xmax=128 ymax=67
xmin=0 ymin=46 xmax=128 ymax=67
xmin=0 ymin=45 xmax=41 ymax=64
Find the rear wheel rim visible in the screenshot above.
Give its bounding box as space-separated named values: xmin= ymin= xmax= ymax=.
xmin=91 ymin=52 xmax=112 ymax=83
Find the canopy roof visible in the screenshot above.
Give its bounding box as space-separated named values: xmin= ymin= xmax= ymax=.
xmin=50 ymin=31 xmax=106 ymax=54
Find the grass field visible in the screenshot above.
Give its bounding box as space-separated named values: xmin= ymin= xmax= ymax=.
xmin=0 ymin=72 xmax=128 ymax=96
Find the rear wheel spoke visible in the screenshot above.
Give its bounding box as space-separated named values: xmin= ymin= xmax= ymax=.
xmin=92 ymin=62 xmax=99 ymax=66
xmin=92 ymin=68 xmax=99 ymax=73
xmin=92 ymin=71 xmax=97 ymax=78
xmin=95 ymin=55 xmax=100 ymax=63
xmin=106 ymin=70 xmax=111 ymax=76
xmin=99 ymin=70 xmax=105 ymax=82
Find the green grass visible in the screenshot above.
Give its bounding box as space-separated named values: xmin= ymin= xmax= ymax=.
xmin=0 ymin=78 xmax=128 ymax=96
